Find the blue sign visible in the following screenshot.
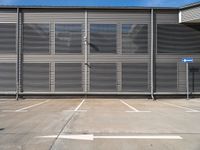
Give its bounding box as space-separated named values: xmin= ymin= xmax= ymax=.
xmin=182 ymin=58 xmax=193 ymax=63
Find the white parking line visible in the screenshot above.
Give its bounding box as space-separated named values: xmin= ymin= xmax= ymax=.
xmin=2 ymin=110 xmax=28 ymax=113
xmin=74 ymin=99 xmax=85 ymax=112
xmin=63 ymin=110 xmax=87 ymax=112
xmin=120 ymin=100 xmax=150 ymax=113
xmin=94 ymin=135 xmax=182 ymax=140
xmin=160 ymin=101 xmax=200 ymax=112
xmin=15 ymin=100 xmax=49 ymax=112
xmin=0 ymin=101 xmax=11 ymax=104
xmin=38 ymin=134 xmax=183 ymax=140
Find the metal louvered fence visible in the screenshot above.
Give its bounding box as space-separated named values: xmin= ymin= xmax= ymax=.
xmin=0 ymin=8 xmax=199 ymax=98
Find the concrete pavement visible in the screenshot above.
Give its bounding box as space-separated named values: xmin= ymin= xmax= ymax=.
xmin=0 ymin=98 xmax=200 ymax=150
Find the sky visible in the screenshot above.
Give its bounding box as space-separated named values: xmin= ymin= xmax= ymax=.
xmin=0 ymin=0 xmax=199 ymax=7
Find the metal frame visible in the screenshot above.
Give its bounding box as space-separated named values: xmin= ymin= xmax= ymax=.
xmin=150 ymin=9 xmax=155 ymax=100
xmin=84 ymin=9 xmax=88 ymax=94
xmin=16 ymin=8 xmax=19 ymax=100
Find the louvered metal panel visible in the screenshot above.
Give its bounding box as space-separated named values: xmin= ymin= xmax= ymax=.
xmin=0 ymin=23 xmax=16 ymax=54
xmin=23 ymin=24 xmax=50 ymax=54
xmin=122 ymin=63 xmax=148 ymax=92
xmin=23 ymin=63 xmax=50 ymax=92
xmin=55 ymin=24 xmax=83 ymax=54
xmin=156 ymin=63 xmax=177 ymax=92
xmin=155 ymin=10 xmax=178 ymax=24
xmin=189 ymin=63 xmax=200 ymax=92
xmin=90 ymin=63 xmax=117 ymax=92
xmin=55 ymin=63 xmax=83 ymax=92
xmin=157 ymin=24 xmax=200 ymax=53
xmin=23 ymin=10 xmax=84 ymax=22
xmin=88 ymin=10 xmax=150 ymax=23
xmin=122 ymin=24 xmax=148 ymax=54
xmin=2 ymin=8 xmax=200 ymax=96
xmin=0 ymin=63 xmax=16 ymax=92
xmin=90 ymin=24 xmax=117 ymax=53
xmin=0 ymin=12 xmax=16 ymax=22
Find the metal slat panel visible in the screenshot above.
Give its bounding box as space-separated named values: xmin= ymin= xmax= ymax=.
xmin=55 ymin=63 xmax=83 ymax=92
xmin=23 ymin=11 xmax=84 ymax=22
xmin=90 ymin=63 xmax=117 ymax=92
xmin=88 ymin=55 xmax=150 ymax=62
xmin=23 ymin=24 xmax=50 ymax=54
xmin=23 ymin=55 xmax=84 ymax=62
xmin=122 ymin=24 xmax=148 ymax=54
xmin=189 ymin=63 xmax=200 ymax=92
xmin=23 ymin=63 xmax=50 ymax=92
xmin=0 ymin=23 xmax=16 ymax=54
xmin=157 ymin=24 xmax=200 ymax=53
xmin=55 ymin=24 xmax=83 ymax=54
xmin=156 ymin=63 xmax=177 ymax=92
xmin=122 ymin=63 xmax=148 ymax=92
xmin=0 ymin=63 xmax=16 ymax=92
xmin=88 ymin=10 xmax=150 ymax=22
xmin=155 ymin=11 xmax=178 ymax=24
xmin=90 ymin=24 xmax=117 ymax=53
xmin=0 ymin=12 xmax=16 ymax=22
xmin=177 ymin=63 xmax=186 ymax=92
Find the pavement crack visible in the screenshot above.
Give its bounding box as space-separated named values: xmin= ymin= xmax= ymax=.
xmin=48 ymin=99 xmax=85 ymax=150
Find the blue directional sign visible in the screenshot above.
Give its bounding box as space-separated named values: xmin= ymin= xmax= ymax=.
xmin=182 ymin=58 xmax=193 ymax=63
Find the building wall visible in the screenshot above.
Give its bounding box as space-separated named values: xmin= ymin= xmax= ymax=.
xmin=0 ymin=8 xmax=199 ymax=95
xmin=180 ymin=6 xmax=200 ymax=23
xmin=155 ymin=10 xmax=200 ymax=94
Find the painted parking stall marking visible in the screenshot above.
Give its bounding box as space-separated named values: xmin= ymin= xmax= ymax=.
xmin=0 ymin=101 xmax=13 ymax=104
xmin=120 ymin=100 xmax=151 ymax=113
xmin=37 ymin=134 xmax=183 ymax=140
xmin=15 ymin=100 xmax=49 ymax=112
xmin=160 ymin=101 xmax=200 ymax=113
xmin=62 ymin=99 xmax=87 ymax=112
xmin=1 ymin=100 xmax=49 ymax=113
xmin=74 ymin=99 xmax=85 ymax=112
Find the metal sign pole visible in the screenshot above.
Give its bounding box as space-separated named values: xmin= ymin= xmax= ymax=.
xmin=186 ymin=62 xmax=189 ymax=100
xmin=182 ymin=57 xmax=193 ymax=100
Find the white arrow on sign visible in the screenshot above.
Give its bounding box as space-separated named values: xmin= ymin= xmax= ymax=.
xmin=37 ymin=134 xmax=183 ymax=140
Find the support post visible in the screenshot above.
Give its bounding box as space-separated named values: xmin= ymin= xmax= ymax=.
xmin=16 ymin=8 xmax=20 ymax=100
xmin=150 ymin=9 xmax=155 ymax=100
xmin=84 ymin=9 xmax=88 ymax=95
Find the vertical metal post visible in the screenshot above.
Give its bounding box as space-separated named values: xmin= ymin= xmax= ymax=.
xmin=186 ymin=63 xmax=189 ymax=99
xmin=150 ymin=9 xmax=155 ymax=100
xmin=84 ymin=10 xmax=88 ymax=94
xmin=16 ymin=8 xmax=20 ymax=100
xmin=50 ymin=23 xmax=55 ymax=92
